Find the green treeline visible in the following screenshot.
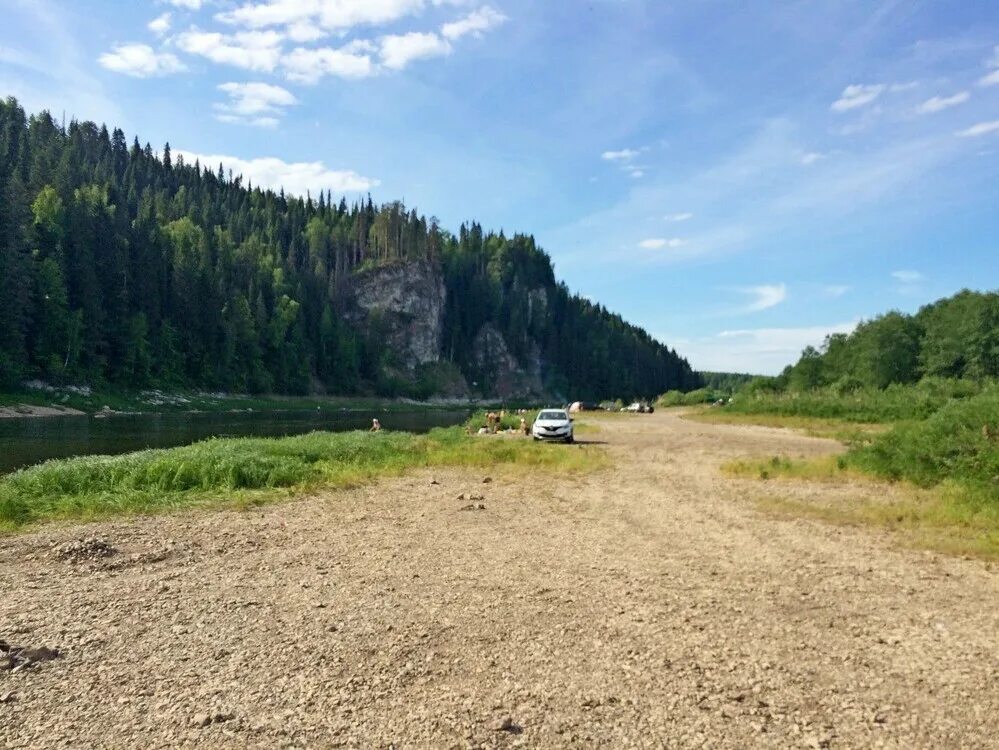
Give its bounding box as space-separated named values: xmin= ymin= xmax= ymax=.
xmin=765 ymin=289 xmax=999 ymax=395
xmin=0 ymin=97 xmax=698 ymax=400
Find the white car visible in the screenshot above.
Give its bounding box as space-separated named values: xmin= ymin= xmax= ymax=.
xmin=532 ymin=409 xmax=574 ymax=443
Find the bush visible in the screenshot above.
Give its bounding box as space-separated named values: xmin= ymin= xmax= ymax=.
xmin=848 ymin=390 xmax=999 ymax=497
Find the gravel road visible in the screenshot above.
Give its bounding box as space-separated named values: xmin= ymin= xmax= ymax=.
xmin=2 ymin=411 xmax=997 ymax=748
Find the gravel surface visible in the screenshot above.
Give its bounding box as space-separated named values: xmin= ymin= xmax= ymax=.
xmin=1 ymin=411 xmax=997 ymax=748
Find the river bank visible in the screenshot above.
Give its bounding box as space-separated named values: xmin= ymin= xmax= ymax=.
xmin=1 ymin=412 xmax=996 ymax=748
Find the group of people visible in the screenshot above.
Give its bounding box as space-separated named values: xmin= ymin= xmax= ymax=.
xmin=479 ymin=409 xmax=531 ymax=436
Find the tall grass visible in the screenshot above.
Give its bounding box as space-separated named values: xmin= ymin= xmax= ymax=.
xmin=727 ymin=378 xmax=987 ymax=422
xmin=0 ymin=427 xmax=598 ymax=531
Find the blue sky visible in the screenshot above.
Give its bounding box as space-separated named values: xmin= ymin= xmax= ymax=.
xmin=2 ymin=0 xmax=999 ymax=374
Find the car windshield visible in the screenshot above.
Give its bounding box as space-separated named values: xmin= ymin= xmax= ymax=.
xmin=538 ymin=411 xmax=567 ymax=421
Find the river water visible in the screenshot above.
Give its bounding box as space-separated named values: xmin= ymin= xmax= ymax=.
xmin=0 ymin=409 xmax=469 ymax=475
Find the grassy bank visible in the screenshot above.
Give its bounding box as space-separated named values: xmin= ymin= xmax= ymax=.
xmin=718 ymin=390 xmax=999 ymax=557
xmin=723 ymin=378 xmax=990 ymax=423
xmin=0 ymin=427 xmax=601 ymax=532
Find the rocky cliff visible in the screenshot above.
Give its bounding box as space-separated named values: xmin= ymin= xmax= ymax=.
xmin=346 ymin=261 xmax=550 ymax=399
xmin=348 ymin=260 xmax=446 ymax=373
xmin=471 ymin=323 xmax=545 ymax=400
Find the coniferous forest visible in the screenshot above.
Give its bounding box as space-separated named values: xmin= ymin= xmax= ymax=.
xmin=0 ymin=98 xmax=699 ymax=401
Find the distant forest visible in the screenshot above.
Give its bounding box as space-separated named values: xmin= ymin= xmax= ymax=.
xmin=0 ymin=97 xmax=700 ymax=400
xmin=764 ymin=289 xmax=999 ymax=392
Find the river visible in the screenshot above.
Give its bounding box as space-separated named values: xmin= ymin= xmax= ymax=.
xmin=0 ymin=409 xmax=469 ymax=474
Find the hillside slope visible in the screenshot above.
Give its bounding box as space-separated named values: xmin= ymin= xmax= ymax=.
xmin=0 ymin=98 xmax=699 ymax=401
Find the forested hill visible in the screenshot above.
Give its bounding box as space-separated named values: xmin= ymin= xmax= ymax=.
xmin=0 ymin=98 xmax=699 ymax=401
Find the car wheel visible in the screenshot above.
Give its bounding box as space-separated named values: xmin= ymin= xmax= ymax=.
xmin=565 ymin=435 xmax=574 ymax=444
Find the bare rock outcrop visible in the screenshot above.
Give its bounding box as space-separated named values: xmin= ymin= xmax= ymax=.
xmin=347 ymin=260 xmax=446 ymax=372
xmin=471 ymin=323 xmax=545 ymax=399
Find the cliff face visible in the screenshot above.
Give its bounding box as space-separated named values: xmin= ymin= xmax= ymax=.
xmin=348 ymin=260 xmax=446 ymax=373
xmin=347 ymin=261 xmax=549 ymax=399
xmin=471 ymin=323 xmax=545 ymax=400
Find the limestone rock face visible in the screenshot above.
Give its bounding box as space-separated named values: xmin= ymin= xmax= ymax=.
xmin=349 ymin=260 xmax=446 ymax=372
xmin=471 ymin=323 xmax=545 ymax=399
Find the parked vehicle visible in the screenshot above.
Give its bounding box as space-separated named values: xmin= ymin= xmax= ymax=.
xmin=532 ymin=409 xmax=575 ymax=443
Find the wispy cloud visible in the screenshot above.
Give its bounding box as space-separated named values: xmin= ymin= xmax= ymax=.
xmin=213 ymin=81 xmax=297 ymax=128
xmin=822 ymin=285 xmax=850 ymax=298
xmin=831 ymin=83 xmax=885 ymax=112
xmin=800 ymin=151 xmax=825 ymax=166
xmin=979 ymin=45 xmax=999 ymax=86
xmin=665 ymin=212 xmax=693 ymax=222
xmin=175 ymin=150 xmax=379 ymax=195
xmin=441 ymin=6 xmax=507 ymax=41
xmin=891 ymin=269 xmax=922 ymax=283
xmin=670 ymin=321 xmax=859 ymax=375
xmin=379 ymin=31 xmax=451 ymax=71
xmin=98 ymin=43 xmax=186 ymax=77
xmin=917 ymin=91 xmax=969 ymax=114
xmin=736 ymin=283 xmax=787 ymax=313
xmin=602 ymin=148 xmax=639 ymax=162
xmin=956 ymin=120 xmax=999 ymax=138
xmin=638 ymin=237 xmax=684 ymax=250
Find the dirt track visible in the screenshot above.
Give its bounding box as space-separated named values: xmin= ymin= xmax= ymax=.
xmin=2 ymin=411 xmax=998 ymax=749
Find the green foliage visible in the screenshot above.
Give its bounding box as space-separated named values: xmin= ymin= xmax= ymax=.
xmin=657 ymin=388 xmax=720 ymax=406
xmin=772 ymin=289 xmax=999 ymax=393
xmin=698 ymin=371 xmax=757 ymax=394
xmin=728 ymin=379 xmax=985 ymax=422
xmin=0 ymin=426 xmax=598 ymax=530
xmin=848 ymin=388 xmax=999 ymax=496
xmin=0 ymin=97 xmax=697 ymax=401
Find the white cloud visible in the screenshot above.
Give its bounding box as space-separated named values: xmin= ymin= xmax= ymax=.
xmin=175 ymin=150 xmax=379 ymax=194
xmin=148 ymin=13 xmax=172 ymax=36
xmin=917 ymin=91 xmax=969 ymax=114
xmin=379 ymin=31 xmax=451 ymax=70
xmin=217 ymin=0 xmax=463 ymax=33
xmin=956 ymin=120 xmax=999 ymax=138
xmin=638 ymin=238 xmax=684 ymax=250
xmin=891 ymin=270 xmax=922 ymax=284
xmin=831 ymin=83 xmax=885 ymax=112
xmin=822 ymin=284 xmax=850 ymax=298
xmin=601 ymin=148 xmax=639 ymax=162
xmin=680 ymin=321 xmax=859 ymax=374
xmin=800 ymin=151 xmax=824 ymax=166
xmin=98 ymin=43 xmax=185 ymax=77
xmin=214 ymin=81 xmax=297 ymax=127
xmin=665 ymin=212 xmax=693 ymax=222
xmin=737 ymin=283 xmax=787 ymax=313
xmin=286 ymin=21 xmax=327 ymax=43
xmin=176 ymin=28 xmax=284 ymax=72
xmin=282 ymin=43 xmax=375 ymax=83
xmin=170 ymin=0 xmax=202 ymax=9
xmin=980 ymin=70 xmax=999 ymax=87
xmin=441 ymin=6 xmax=507 ymax=40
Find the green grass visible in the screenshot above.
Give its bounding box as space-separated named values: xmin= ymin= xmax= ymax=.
xmin=0 ymin=427 xmax=602 ymax=532
xmin=716 ymin=386 xmax=999 ymax=558
xmin=726 ymin=378 xmax=989 ymax=423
